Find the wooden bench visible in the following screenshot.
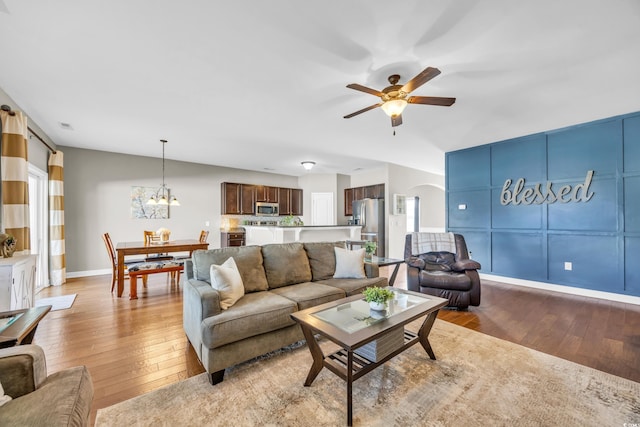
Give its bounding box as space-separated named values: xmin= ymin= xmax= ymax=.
xmin=129 ymin=263 xmax=183 ymax=300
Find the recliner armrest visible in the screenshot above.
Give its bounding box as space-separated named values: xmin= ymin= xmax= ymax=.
xmin=405 ymin=256 xmax=425 ymax=270
xmin=451 ymin=259 xmax=481 ymax=272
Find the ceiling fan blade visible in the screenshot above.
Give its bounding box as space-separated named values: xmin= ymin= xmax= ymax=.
xmin=401 ymin=67 xmax=441 ymax=93
xmin=391 ymin=114 xmax=403 ymax=127
xmin=346 ymin=83 xmax=384 ymax=97
xmin=343 ymin=103 xmax=383 ymax=118
xmin=407 ymin=96 xmax=456 ymax=106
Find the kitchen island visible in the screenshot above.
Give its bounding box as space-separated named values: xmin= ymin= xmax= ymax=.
xmin=243 ymin=225 xmax=362 ymax=246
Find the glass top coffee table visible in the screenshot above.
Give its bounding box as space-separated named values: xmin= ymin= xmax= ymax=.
xmin=290 ymin=288 xmax=448 ymax=426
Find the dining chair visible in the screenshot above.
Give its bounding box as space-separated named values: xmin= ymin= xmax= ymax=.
xmin=102 ymin=232 xmax=147 ymax=292
xmin=143 ymin=230 xmax=174 ymax=281
xmin=173 ymin=230 xmax=209 ymax=264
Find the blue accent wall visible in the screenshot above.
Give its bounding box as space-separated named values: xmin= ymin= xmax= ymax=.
xmin=446 ymin=111 xmax=640 ymax=297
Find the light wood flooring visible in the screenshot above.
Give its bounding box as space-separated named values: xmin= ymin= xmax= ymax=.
xmin=32 ymin=265 xmax=640 ymax=425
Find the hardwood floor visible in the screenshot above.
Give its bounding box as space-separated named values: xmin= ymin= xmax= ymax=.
xmin=32 ymin=266 xmax=640 ymax=425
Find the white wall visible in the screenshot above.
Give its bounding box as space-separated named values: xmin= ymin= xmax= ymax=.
xmin=386 ymin=163 xmax=445 ymax=258
xmin=297 ymin=173 xmax=338 ymax=225
xmin=62 ymin=146 xmax=298 ymax=274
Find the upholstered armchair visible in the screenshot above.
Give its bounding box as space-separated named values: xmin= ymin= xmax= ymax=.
xmin=404 ymin=232 xmax=481 ymax=309
xmin=0 ymin=344 xmax=93 ymax=426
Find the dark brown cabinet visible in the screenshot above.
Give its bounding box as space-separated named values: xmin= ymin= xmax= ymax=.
xmin=221 ymin=182 xmax=241 ymax=215
xmin=223 ymin=182 xmax=302 ymax=216
xmin=278 ymin=187 xmax=303 ymax=216
xmin=365 ymin=184 xmax=385 ymax=199
xmin=220 ymin=230 xmax=245 ymax=247
xmin=221 ymin=182 xmax=255 ymax=214
xmin=344 ymin=188 xmax=354 ymax=216
xmin=344 ymin=183 xmax=385 ymax=216
xmin=290 ymin=188 xmax=302 ymax=216
xmin=256 ymin=186 xmax=278 ymax=203
xmin=240 ymin=185 xmax=255 ymax=214
xmin=278 ymin=187 xmax=290 ymax=216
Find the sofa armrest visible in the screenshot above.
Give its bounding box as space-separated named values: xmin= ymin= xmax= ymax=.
xmin=183 ymin=279 xmax=222 ymax=320
xmin=0 ymin=345 xmax=47 ymax=399
xmin=451 ymin=259 xmax=481 ymax=272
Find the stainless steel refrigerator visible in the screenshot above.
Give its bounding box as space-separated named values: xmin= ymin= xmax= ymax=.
xmin=352 ymin=198 xmax=385 ymax=257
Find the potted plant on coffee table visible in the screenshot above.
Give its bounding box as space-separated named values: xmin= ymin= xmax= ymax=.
xmin=362 ymin=287 xmax=395 ymax=311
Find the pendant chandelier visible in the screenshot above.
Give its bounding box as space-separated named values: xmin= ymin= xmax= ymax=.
xmin=147 ymin=139 xmax=180 ymax=206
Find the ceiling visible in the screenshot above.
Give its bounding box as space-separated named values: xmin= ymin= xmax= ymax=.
xmin=1 ymin=1 xmax=639 ymax=177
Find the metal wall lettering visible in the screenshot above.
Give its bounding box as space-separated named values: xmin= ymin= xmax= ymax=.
xmin=500 ymin=170 xmax=595 ymax=206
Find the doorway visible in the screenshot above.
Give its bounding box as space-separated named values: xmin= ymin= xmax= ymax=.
xmin=311 ymin=192 xmax=334 ymax=225
xmin=28 ymin=164 xmax=49 ymax=293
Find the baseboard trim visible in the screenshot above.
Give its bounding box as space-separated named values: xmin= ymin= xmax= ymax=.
xmin=480 ymin=273 xmax=640 ymax=306
xmin=67 ymin=269 xmax=111 ymax=279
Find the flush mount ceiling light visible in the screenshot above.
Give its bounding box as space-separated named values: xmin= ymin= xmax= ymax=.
xmin=301 ymin=161 xmax=316 ymax=170
xmin=147 ymin=139 xmax=180 ymax=206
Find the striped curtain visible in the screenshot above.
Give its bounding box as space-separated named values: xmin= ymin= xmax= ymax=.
xmin=49 ymin=151 xmax=66 ymax=285
xmin=0 ymin=110 xmax=30 ymax=254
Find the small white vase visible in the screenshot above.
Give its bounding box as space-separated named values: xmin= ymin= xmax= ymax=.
xmin=369 ymin=301 xmax=386 ymax=311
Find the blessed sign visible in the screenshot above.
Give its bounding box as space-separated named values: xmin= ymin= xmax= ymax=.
xmin=500 ymin=170 xmax=594 ymax=205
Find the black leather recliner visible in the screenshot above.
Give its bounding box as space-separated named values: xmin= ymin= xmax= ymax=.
xmin=404 ymin=233 xmax=481 ymax=309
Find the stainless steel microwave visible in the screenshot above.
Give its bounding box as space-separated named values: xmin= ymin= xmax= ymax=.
xmin=255 ymin=202 xmax=279 ymax=216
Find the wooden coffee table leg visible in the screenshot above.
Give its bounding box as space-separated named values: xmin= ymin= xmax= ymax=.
xmin=299 ymin=325 xmax=324 ymax=386
xmin=347 ymin=350 xmax=353 ymax=426
xmin=418 ymin=310 xmax=440 ymax=360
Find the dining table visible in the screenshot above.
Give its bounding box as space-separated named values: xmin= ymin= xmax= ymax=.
xmin=115 ymin=239 xmax=209 ymax=297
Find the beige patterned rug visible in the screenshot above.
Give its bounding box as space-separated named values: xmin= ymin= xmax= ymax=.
xmin=95 ymin=320 xmax=640 ymax=426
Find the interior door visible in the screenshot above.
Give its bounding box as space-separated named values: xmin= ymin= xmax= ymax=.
xmin=311 ymin=192 xmax=333 ymax=225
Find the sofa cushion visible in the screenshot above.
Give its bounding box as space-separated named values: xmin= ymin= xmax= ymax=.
xmin=419 ymin=270 xmax=471 ymax=291
xmin=210 ymin=257 xmax=245 ymax=310
xmin=201 ymin=291 xmax=298 ymax=349
xmin=303 ymin=241 xmax=345 ymax=281
xmin=333 ymin=247 xmax=366 ymax=279
xmin=262 ymin=243 xmax=312 ymax=289
xmin=317 ymin=277 xmax=388 ymax=296
xmin=270 ymin=282 xmax=345 ymax=310
xmin=192 ymin=246 xmax=269 ymax=293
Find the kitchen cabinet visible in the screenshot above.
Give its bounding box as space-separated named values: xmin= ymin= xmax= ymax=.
xmin=0 ymin=255 xmax=37 ymax=311
xmin=221 ymin=182 xmax=256 ymax=215
xmin=365 ymin=184 xmax=385 ymax=199
xmin=279 ymin=188 xmax=303 ymax=216
xmin=221 ymin=182 xmax=241 ymax=215
xmin=290 ymin=188 xmax=303 ymax=216
xmin=256 ymin=186 xmax=278 ymax=203
xmin=220 ymin=230 xmax=246 ymax=247
xmin=240 ymin=185 xmax=256 ymax=214
xmin=344 ymin=188 xmax=354 ymax=216
xmin=344 ymin=183 xmax=385 ymax=216
xmin=354 ymin=187 xmax=365 ymax=201
xmin=278 ymin=188 xmax=290 ymax=216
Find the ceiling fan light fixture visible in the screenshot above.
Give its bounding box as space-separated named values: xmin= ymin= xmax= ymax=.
xmin=381 ymin=99 xmax=408 ymax=117
xmin=301 ymin=161 xmax=316 ymax=170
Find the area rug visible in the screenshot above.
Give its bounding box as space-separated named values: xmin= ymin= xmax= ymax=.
xmin=95 ymin=320 xmax=640 ymax=427
xmin=34 ymin=294 xmax=76 ymax=311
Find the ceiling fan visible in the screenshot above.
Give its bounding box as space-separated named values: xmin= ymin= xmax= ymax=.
xmin=343 ymin=66 xmax=456 ymax=127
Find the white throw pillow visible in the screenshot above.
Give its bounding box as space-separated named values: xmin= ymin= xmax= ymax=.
xmin=333 ymin=247 xmax=366 ymax=279
xmin=0 ymin=380 xmax=11 ymax=406
xmin=210 ymin=257 xmax=245 ymax=310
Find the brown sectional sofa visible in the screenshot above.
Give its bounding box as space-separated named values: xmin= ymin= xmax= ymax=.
xmin=183 ymin=241 xmax=387 ymax=385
